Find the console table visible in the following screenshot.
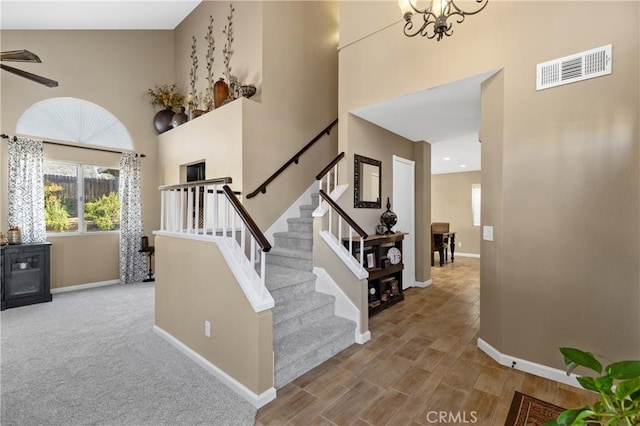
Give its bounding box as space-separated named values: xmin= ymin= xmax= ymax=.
xmin=343 ymin=232 xmax=407 ymax=316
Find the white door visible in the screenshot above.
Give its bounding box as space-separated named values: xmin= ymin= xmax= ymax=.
xmin=393 ymin=155 xmax=415 ymax=289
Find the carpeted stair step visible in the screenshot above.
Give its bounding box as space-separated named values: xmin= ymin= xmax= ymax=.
xmin=274 ymin=231 xmax=313 ymax=251
xmin=287 ymin=217 xmax=313 ymax=234
xmin=266 ymin=191 xmax=356 ymax=390
xmin=266 ymin=247 xmax=313 ymax=271
xmin=265 ymin=264 xmax=316 ymax=304
xmin=310 ymin=192 xmax=319 ymax=207
xmin=272 ymin=293 xmax=336 ymax=340
xmin=299 ymin=204 xmax=316 ymax=218
xmin=274 ymin=316 xmax=356 ymax=389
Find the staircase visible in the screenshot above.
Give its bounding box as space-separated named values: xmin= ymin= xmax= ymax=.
xmin=266 ymin=193 xmax=356 ymax=388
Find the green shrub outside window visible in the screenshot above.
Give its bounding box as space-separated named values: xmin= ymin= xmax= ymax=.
xmin=44 ymin=162 xmax=119 ymax=233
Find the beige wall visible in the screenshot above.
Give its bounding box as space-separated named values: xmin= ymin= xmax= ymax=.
xmin=339 ymin=0 xmax=640 ymax=371
xmin=1 ymin=30 xmax=172 ymax=288
xmin=479 ymin=71 xmax=505 ymax=351
xmin=341 ymin=117 xmax=415 ymax=229
xmin=432 ymin=171 xmax=481 ymax=256
xmin=171 ymin=1 xmax=340 ymax=231
xmin=0 ymin=1 xmax=339 ymax=288
xmin=336 ymin=116 xmax=431 ymax=283
xmin=242 ymin=1 xmax=339 ymax=230
xmin=313 ymin=218 xmax=369 ymax=334
xmin=157 ymin=97 xmax=251 ymax=190
xmin=174 ymin=1 xmax=263 ymax=105
xmin=44 ymin=145 xmax=122 ymax=287
xmin=414 ymin=141 xmax=431 ymax=283
xmin=155 ymin=235 xmax=273 ymax=394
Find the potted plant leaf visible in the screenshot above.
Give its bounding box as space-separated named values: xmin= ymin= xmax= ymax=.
xmin=545 ymin=347 xmax=640 ymax=425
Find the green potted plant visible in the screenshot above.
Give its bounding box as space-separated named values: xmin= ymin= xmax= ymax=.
xmin=545 ymin=347 xmax=640 ymax=425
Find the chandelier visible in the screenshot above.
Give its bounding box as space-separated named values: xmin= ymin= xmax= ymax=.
xmin=398 ymin=0 xmax=488 ymax=41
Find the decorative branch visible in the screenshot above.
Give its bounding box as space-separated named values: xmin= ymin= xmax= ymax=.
xmin=222 ymin=3 xmax=235 ymax=87
xmin=189 ymin=36 xmax=199 ymax=107
xmin=204 ymin=14 xmax=215 ymax=93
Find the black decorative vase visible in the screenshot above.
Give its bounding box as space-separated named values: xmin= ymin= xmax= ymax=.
xmin=380 ymin=197 xmax=397 ymax=234
xmin=153 ymin=106 xmax=174 ymax=134
xmin=171 ymin=106 xmax=188 ymax=128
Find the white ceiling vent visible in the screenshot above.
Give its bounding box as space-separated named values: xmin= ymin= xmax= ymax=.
xmin=536 ymin=44 xmax=612 ymax=91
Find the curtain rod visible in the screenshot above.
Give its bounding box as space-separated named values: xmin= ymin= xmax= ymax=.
xmin=0 ymin=134 xmax=146 ymax=158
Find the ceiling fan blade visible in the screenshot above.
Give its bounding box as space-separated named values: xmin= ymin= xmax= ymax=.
xmin=0 ymin=64 xmax=58 ymax=87
xmin=1 ymin=49 xmax=42 ymax=63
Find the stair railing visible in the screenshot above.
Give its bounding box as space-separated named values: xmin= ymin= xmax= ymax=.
xmin=316 ymin=151 xmax=344 ymax=201
xmin=318 ymin=189 xmax=369 ymax=279
xmin=159 ymin=178 xmax=232 ymax=235
xmin=246 ymin=118 xmax=338 ymax=199
xmin=158 ymin=178 xmax=274 ymax=312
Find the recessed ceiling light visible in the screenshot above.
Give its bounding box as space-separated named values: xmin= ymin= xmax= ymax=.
xmin=444 ymin=157 xmax=450 ymax=161
xmin=460 ymin=164 xmax=467 ymax=168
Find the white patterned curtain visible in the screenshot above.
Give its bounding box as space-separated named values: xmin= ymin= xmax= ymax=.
xmin=7 ymin=136 xmax=46 ymax=243
xmin=119 ymin=153 xmax=146 ymax=283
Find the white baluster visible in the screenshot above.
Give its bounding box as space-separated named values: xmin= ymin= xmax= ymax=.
xmin=203 ymin=185 xmax=210 ymax=236
xmin=241 ymin=219 xmax=246 ymax=258
xmin=195 ymin=185 xmax=201 ymax=235
xmin=223 ymin=197 xmax=229 ymax=239
xmin=172 ymin=190 xmax=178 ymax=232
xmin=232 ymin=209 xmax=237 ymax=255
xmin=213 ymin=185 xmax=219 ymax=236
xmin=179 ymin=188 xmax=185 ymax=233
xmin=250 ymin=238 xmax=256 ymax=277
xmin=187 ymin=187 xmax=193 ymax=233
xmin=259 ymin=249 xmax=265 ymax=298
xmin=160 ymin=191 xmax=166 ymax=231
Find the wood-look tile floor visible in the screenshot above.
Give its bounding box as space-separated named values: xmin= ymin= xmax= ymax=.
xmin=256 ymin=257 xmax=597 ymax=425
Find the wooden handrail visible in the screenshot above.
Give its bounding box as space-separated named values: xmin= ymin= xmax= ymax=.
xmin=319 ymin=189 xmax=368 ymax=239
xmin=223 ymin=185 xmax=272 ymax=252
xmin=246 ymin=119 xmax=338 ymax=199
xmin=159 ymin=177 xmax=232 ymax=191
xmin=316 ymin=152 xmax=345 ymax=180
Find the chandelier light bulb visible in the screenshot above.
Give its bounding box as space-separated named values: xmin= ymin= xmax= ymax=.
xmin=431 ymin=0 xmax=447 ymax=18
xmin=398 ymin=0 xmax=414 ymax=21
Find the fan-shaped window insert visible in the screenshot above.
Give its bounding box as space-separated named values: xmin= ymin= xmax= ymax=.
xmin=16 ymin=97 xmax=132 ymax=151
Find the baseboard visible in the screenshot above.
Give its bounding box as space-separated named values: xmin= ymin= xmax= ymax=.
xmin=51 ymin=279 xmax=120 ymax=294
xmin=153 ymin=325 xmax=276 ymax=408
xmin=455 ymin=252 xmax=480 ymax=258
xmin=477 ymin=338 xmax=581 ymax=388
xmin=356 ymin=330 xmax=371 ymax=344
xmin=413 ymin=279 xmax=433 ymax=288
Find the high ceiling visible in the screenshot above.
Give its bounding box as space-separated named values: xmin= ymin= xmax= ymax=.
xmin=2 ymin=0 xmax=491 ymax=175
xmin=0 ymin=1 xmax=202 ymax=30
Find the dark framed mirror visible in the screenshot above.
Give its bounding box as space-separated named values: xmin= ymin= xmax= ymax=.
xmin=354 ymin=154 xmax=381 ymax=208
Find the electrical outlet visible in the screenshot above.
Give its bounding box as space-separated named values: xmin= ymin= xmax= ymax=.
xmin=458 ymin=242 xmax=462 ymax=247
xmin=204 ymin=320 xmax=211 ymax=337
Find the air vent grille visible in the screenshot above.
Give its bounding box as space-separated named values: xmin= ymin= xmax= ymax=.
xmin=536 ymin=44 xmax=612 ymax=91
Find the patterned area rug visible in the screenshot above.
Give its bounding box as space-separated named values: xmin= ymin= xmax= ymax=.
xmin=505 ymin=391 xmax=565 ymax=426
